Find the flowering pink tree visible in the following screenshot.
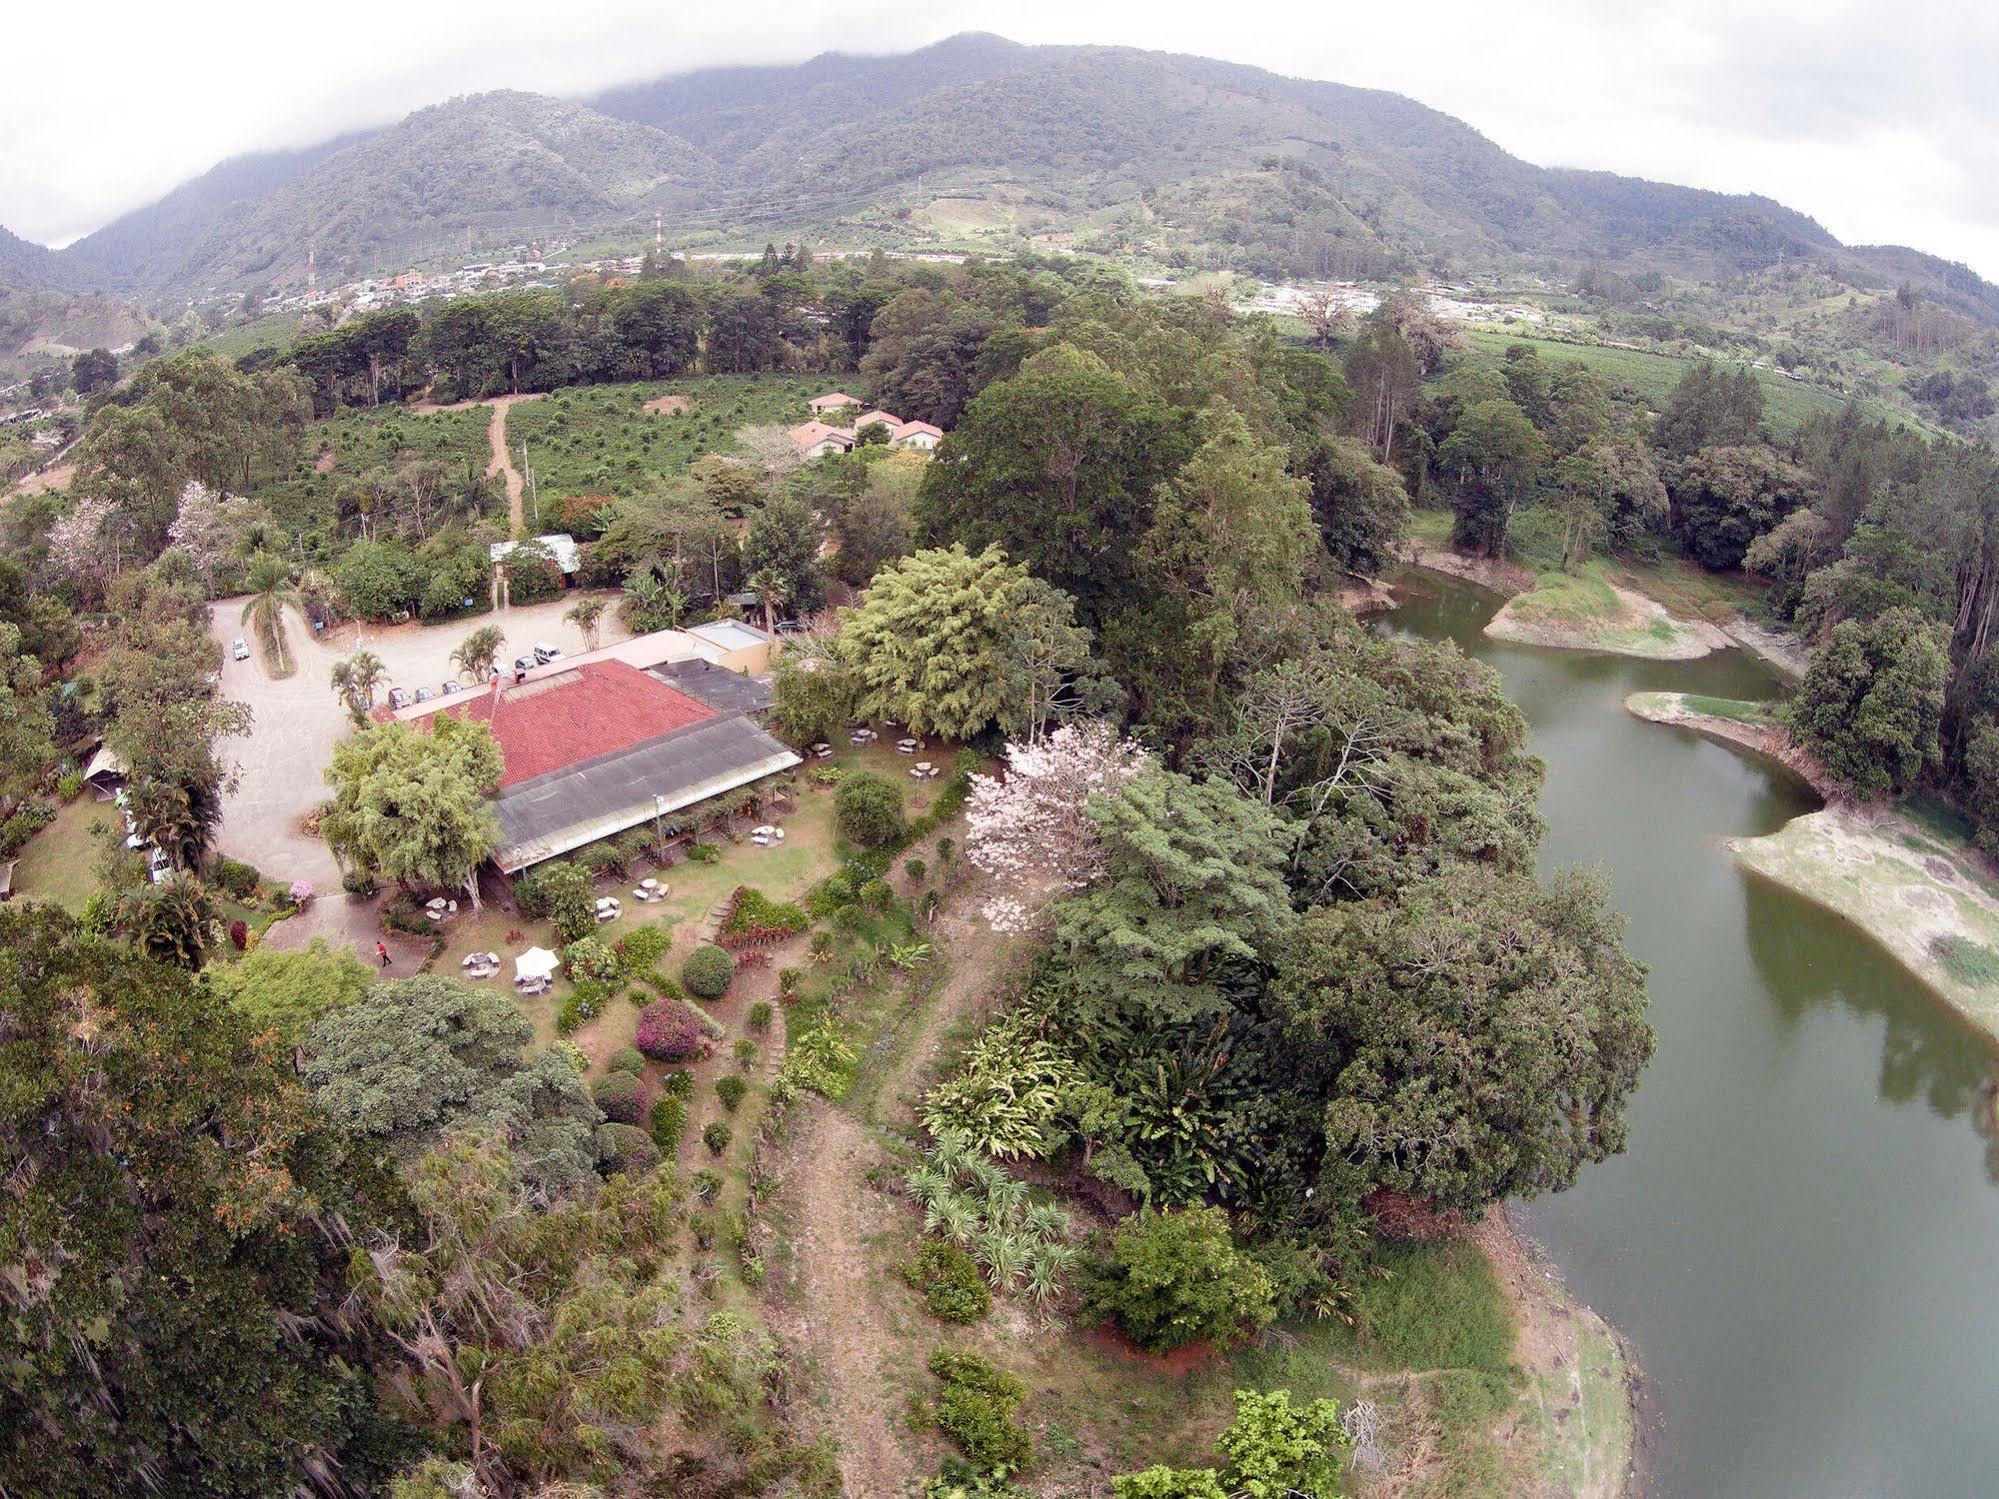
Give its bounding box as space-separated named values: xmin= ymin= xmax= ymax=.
xmin=965 ymin=721 xmax=1150 ymax=931
xmin=46 ymin=497 xmax=113 ymax=594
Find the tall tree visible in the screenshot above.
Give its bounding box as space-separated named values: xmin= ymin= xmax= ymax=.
xmin=322 ymin=716 xmax=503 ymax=907
xmin=0 ymin=905 xmax=406 ymax=1497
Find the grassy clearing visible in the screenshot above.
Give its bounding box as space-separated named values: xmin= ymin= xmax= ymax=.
xmin=505 ymin=374 xmax=826 ymax=506
xmin=1460 ymin=329 xmax=1908 ymax=436
xmin=1608 ymin=556 xmax=1771 ymax=626
xmin=1679 ymin=694 xmax=1776 ymax=725
xmin=10 ymin=796 xmax=106 ymax=912
xmin=1332 ymin=1238 xmax=1518 ymax=1375
xmin=1504 ymin=565 xmax=1622 ymax=625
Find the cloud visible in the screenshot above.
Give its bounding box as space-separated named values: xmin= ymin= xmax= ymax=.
xmin=5 ymin=0 xmax=1997 ymax=276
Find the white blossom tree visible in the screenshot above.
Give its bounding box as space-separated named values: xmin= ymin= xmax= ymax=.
xmin=46 ymin=496 xmax=114 ymax=594
xmin=965 ymin=721 xmax=1150 ymax=932
xmin=166 ymin=480 xmax=259 ymax=593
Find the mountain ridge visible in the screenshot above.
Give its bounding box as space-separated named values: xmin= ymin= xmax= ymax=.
xmin=10 ymin=33 xmax=1996 ymax=323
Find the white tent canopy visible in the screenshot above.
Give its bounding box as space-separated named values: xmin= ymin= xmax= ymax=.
xmin=514 ymin=946 xmax=559 ymax=982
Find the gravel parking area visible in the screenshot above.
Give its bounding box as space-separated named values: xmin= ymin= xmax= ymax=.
xmin=205 ymin=592 xmax=630 ymax=888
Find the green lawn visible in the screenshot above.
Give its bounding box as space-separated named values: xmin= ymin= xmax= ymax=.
xmin=10 ymin=796 xmax=107 ymax=912
xmin=1460 ymin=328 xmax=1913 ymax=436
xmin=505 ymin=373 xmax=829 ymax=508
xmin=1505 ymin=564 xmax=1623 ymax=625
xmin=1680 ymin=694 xmax=1777 ymax=725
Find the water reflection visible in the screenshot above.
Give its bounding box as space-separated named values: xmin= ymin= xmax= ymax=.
xmin=1381 ymin=572 xmax=1999 ymax=1497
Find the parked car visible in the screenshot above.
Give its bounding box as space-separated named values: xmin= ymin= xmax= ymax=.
xmin=533 ymin=642 xmax=563 ymax=664
xmin=512 ymin=656 xmax=536 ymax=675
xmin=387 ymin=687 xmax=412 ymax=709
xmin=414 ymin=686 xmax=434 ymax=703
xmin=230 ymin=638 xmax=250 ymax=661
xmin=440 ymin=680 xmax=459 ymax=695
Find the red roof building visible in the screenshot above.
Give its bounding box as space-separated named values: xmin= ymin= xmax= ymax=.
xmin=443 ymin=660 xmax=714 ymax=787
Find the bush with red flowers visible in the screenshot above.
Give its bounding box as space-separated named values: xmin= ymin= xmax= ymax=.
xmin=635 ymin=996 xmax=708 ymax=1062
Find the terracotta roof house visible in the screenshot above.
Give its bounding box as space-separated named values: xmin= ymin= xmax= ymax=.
xmin=808 ymin=391 xmax=862 ymax=413
xmin=432 ymin=656 xmax=798 ymax=872
xmin=850 ymin=409 xmax=902 ymax=434
xmin=888 ymin=419 xmax=945 ymax=450
xmin=788 ymin=419 xmax=856 ymax=459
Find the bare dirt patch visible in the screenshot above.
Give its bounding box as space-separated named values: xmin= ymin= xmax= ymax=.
xmin=644 ymin=394 xmax=693 ymax=416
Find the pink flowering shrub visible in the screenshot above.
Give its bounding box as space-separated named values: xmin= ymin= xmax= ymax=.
xmin=636 ymin=997 xmax=709 ymax=1062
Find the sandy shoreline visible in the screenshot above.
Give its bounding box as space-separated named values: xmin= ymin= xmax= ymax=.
xmin=1480 ymin=1208 xmax=1640 ymax=1499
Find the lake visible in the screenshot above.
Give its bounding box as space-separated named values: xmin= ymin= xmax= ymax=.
xmin=1383 ymin=573 xmax=1999 ymax=1499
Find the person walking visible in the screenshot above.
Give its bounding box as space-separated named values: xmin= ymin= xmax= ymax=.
xmin=376 ymin=941 xmax=391 ymax=969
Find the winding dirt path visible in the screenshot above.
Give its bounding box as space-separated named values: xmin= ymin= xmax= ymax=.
xmin=482 ymin=394 xmax=541 ymax=535
xmin=413 ymin=392 xmax=541 ymax=536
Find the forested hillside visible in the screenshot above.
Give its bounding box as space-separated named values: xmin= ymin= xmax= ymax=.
xmin=19 ymin=33 xmax=1995 ymax=314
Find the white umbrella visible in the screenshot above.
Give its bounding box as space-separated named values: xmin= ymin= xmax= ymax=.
xmin=514 ymin=947 xmax=559 ymax=982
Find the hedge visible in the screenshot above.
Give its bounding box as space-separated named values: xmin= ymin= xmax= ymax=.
xmin=592 ymin=1070 xmax=645 ymax=1124
xmin=682 ymin=943 xmax=735 ymax=1000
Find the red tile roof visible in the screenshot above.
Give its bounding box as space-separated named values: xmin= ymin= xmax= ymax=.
xmin=441 ymin=660 xmax=714 ymax=787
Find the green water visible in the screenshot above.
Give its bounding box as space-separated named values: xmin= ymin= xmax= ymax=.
xmin=1383 ymin=575 xmax=1999 ymax=1498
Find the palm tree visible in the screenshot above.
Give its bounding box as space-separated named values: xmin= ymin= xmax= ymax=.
xmin=451 ymin=625 xmax=506 ymax=683
xmin=240 ymin=553 xmax=302 ymax=675
xmin=746 ymin=566 xmax=789 ymax=637
xmin=329 ymin=648 xmax=386 ymax=725
xmin=565 ymin=594 xmax=608 ymax=649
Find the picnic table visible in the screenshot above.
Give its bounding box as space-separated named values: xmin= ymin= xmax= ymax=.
xmin=633 ymin=877 xmax=668 ymax=902
xmin=460 ymin=950 xmax=501 ymax=979
xmin=594 ymin=896 xmax=622 ymax=924
xmin=896 ymin=738 xmax=919 ymax=753
xmin=750 ymin=824 xmax=786 ymax=847
xmin=810 ymin=742 xmax=833 ymax=758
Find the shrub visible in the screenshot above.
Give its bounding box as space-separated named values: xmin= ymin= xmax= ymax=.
xmin=936 ymin=835 xmax=954 ymax=863
xmin=616 ymin=923 xmax=673 ymax=972
xmin=703 ymin=1121 xmax=734 ymax=1155
xmin=213 ymin=857 xmax=261 ymax=900
xmin=904 ymin=857 xmax=927 ymax=884
xmin=692 ymin=1168 xmax=724 ymax=1201
xmin=686 ymin=841 xmax=720 ymax=864
xmin=522 ymin=860 xmax=594 ymax=942
xmin=635 ymin=997 xmax=708 ymax=1061
xmin=551 ymin=1039 xmax=589 ymax=1071
xmin=835 ymin=770 xmax=905 ymax=848
xmin=682 ymin=943 xmax=735 ymax=999
xmin=648 ymin=1095 xmax=687 ymax=1154
xmin=592 ymin=1069 xmax=646 ymax=1124
xmin=555 ymin=981 xmax=612 ymax=1035
xmin=55 ymin=771 xmax=84 ymax=802
xmin=341 ymin=866 xmax=379 ymax=897
xmin=227 ymin=919 xmax=248 ymax=950
xmin=0 ymin=800 xmax=55 ymax=856
xmin=724 ymin=885 xmax=809 ymax=936
xmin=901 ymin=1240 xmax=992 ymax=1325
xmin=563 ymin=935 xmax=621 ymax=985
xmin=748 ymin=1000 xmax=774 ymax=1033
xmin=658 ymin=1068 xmax=695 ymax=1100
xmin=1079 ymin=1207 xmax=1276 ymax=1354
xmin=608 ymin=1045 xmax=645 ymax=1075
xmin=733 ymin=1038 xmax=759 ymax=1069
xmin=778 ymin=966 xmax=802 ymax=996
xmin=715 ymin=1074 xmax=748 ymax=1112
xmin=858 ymin=877 xmax=893 ymax=913
xmin=928 ymin=1349 xmax=1033 ymax=1474
xmin=596 ymin=1121 xmax=659 ymax=1176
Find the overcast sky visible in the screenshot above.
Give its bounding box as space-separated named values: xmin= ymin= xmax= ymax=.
xmin=7 ymin=0 xmax=1995 ymax=275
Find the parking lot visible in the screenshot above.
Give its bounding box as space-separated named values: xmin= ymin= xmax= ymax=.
xmin=204 ymin=592 xmax=631 ymax=888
